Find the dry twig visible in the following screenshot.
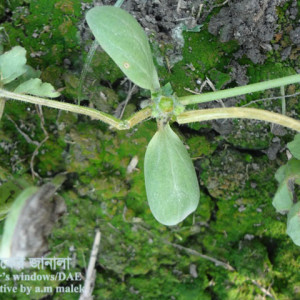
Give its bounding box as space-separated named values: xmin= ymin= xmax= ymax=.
xmin=251 ymin=279 xmax=276 ymax=299
xmin=114 ymin=83 xmax=137 ymax=120
xmin=167 ymin=242 xmax=235 ymax=271
xmin=6 ymin=105 xmax=49 ymax=179
xmin=136 ymin=224 xmax=235 ymax=271
xmin=30 ymin=105 xmax=49 ymax=179
xmin=80 ymin=229 xmax=101 ymax=300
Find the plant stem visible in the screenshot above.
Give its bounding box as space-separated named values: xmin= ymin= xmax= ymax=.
xmin=0 ymin=89 xmax=122 ymax=128
xmin=79 ymin=229 xmax=101 ymax=300
xmin=0 ymin=98 xmax=5 ymax=120
xmin=179 ymin=74 xmax=300 ymax=105
xmin=114 ymin=0 xmax=125 ymax=7
xmin=78 ymin=40 xmax=98 ymax=105
xmin=125 ymin=107 xmax=152 ymax=128
xmin=0 ymin=89 xmax=152 ymax=130
xmin=176 ymin=107 xmax=300 ymax=132
xmin=280 ymin=85 xmax=286 ymax=115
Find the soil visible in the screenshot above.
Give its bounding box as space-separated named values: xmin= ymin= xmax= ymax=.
xmin=208 ymin=0 xmax=289 ymax=63
xmin=94 ymin=0 xmax=299 ymax=65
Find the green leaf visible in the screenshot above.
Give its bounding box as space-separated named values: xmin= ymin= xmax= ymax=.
xmin=287 ymin=134 xmax=300 ymax=160
xmin=272 ymin=159 xmax=300 ymax=212
xmin=272 ymin=181 xmax=293 ymax=212
xmin=287 ymin=202 xmax=300 ymax=246
xmin=0 ymin=182 xmax=65 ymax=261
xmin=86 ymin=6 xmax=160 ymax=91
xmin=284 ymin=159 xmax=300 ymax=185
xmin=14 ymin=78 xmax=60 ymax=97
xmin=0 ymin=186 xmax=38 ymax=258
xmin=274 ymin=164 xmax=287 ymax=183
xmin=0 ymin=46 xmax=27 ymax=84
xmin=161 ymin=82 xmax=173 ymax=96
xmin=144 ymin=123 xmax=200 ymax=226
xmin=0 ymin=179 xmax=28 ymax=221
xmin=4 ymin=65 xmax=41 ymax=91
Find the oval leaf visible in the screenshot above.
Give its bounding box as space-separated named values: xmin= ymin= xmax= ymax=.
xmin=0 ymin=183 xmax=66 ymax=263
xmin=0 ymin=186 xmax=38 ymax=259
xmin=86 ymin=6 xmax=160 ymax=91
xmin=272 ymin=181 xmax=293 ymax=212
xmin=14 ymin=78 xmax=60 ymax=98
xmin=287 ymin=202 xmax=300 ymax=246
xmin=144 ymin=123 xmax=200 ymax=226
xmin=287 ymin=134 xmax=300 ymax=160
xmin=0 ymin=46 xmax=27 ymax=85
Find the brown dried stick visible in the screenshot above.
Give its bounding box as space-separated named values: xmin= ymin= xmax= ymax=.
xmin=79 ymin=229 xmax=101 ymax=300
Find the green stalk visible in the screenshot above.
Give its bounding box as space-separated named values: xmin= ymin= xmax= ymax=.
xmin=77 ymin=40 xmax=98 ymax=105
xmin=125 ymin=107 xmax=152 ymax=128
xmin=0 ymin=88 xmax=152 ymax=130
xmin=0 ymin=89 xmax=123 ymax=129
xmin=114 ymin=0 xmax=125 ymax=7
xmin=280 ymin=85 xmax=286 ymax=115
xmin=176 ymin=107 xmax=300 ymax=132
xmin=0 ymin=98 xmax=5 ymax=120
xmin=179 ymin=74 xmax=300 ymax=105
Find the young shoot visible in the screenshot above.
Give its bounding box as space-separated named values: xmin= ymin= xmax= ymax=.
xmin=0 ymin=5 xmax=300 ymax=229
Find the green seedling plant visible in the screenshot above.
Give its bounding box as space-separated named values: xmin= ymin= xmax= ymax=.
xmin=1 ymin=6 xmax=300 ymax=229
xmin=0 ymin=46 xmax=60 ymax=119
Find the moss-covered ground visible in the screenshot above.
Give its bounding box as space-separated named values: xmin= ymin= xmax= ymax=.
xmin=0 ymin=0 xmax=300 ymax=299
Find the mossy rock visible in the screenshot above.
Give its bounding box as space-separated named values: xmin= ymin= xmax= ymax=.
xmin=199 ymin=148 xmax=252 ymax=199
xmin=36 ymin=136 xmax=66 ymax=176
xmin=186 ymin=135 xmax=217 ymax=158
xmin=223 ymin=119 xmax=274 ymax=150
xmin=66 ymin=125 xmax=104 ymax=174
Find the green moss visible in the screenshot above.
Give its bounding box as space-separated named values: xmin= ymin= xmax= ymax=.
xmin=122 ymin=103 xmax=137 ymax=119
xmin=1 ymin=269 xmax=59 ymax=299
xmin=41 ymin=65 xmax=64 ymax=89
xmin=207 ymin=68 xmax=232 ymax=90
xmin=186 ymin=135 xmax=217 ymax=158
xmin=89 ymin=50 xmax=125 ymax=84
xmin=246 ymin=62 xmax=295 ymax=98
xmin=195 ymin=191 xmax=212 ymax=223
xmin=3 ymin=0 xmax=83 ymax=70
xmin=158 ymin=29 xmax=239 ymax=96
xmin=36 ymin=137 xmax=66 ymax=176
xmin=223 ymin=119 xmax=274 ymax=150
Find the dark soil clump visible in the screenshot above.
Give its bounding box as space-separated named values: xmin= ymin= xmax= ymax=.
xmin=208 ymin=0 xmax=288 ymax=63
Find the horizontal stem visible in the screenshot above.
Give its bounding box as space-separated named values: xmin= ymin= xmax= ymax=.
xmin=177 ymin=107 xmax=300 ymax=132
xmin=0 ymin=89 xmax=124 ymax=129
xmin=179 ymin=74 xmax=300 ymax=105
xmin=0 ymin=89 xmax=153 ymax=130
xmin=125 ymin=107 xmax=152 ymax=128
